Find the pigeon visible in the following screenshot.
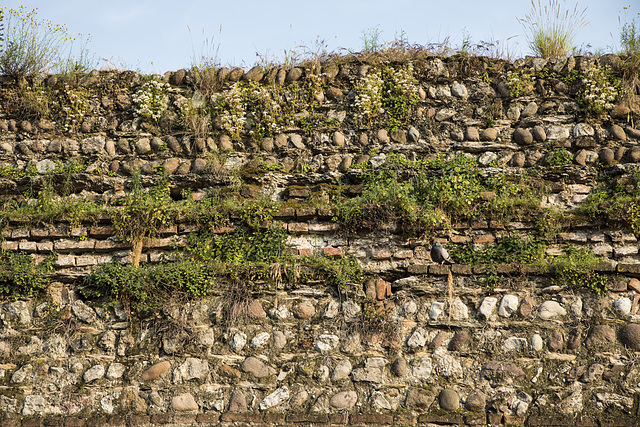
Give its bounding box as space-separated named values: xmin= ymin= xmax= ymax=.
xmin=431 ymin=241 xmax=454 ymax=265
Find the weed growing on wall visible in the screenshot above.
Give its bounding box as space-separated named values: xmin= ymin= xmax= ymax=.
xmin=504 ymin=70 xmax=535 ymax=98
xmin=450 ymin=235 xmax=546 ymax=265
xmin=0 ymin=251 xmax=56 ymax=299
xmin=517 ymin=0 xmax=588 ymax=59
xmin=580 ymin=171 xmax=640 ymax=235
xmin=132 ymin=79 xmax=170 ymax=123
xmin=352 ymin=65 xmax=419 ymax=130
xmin=340 ymin=154 xmax=543 ymax=236
xmin=110 ymin=170 xmax=175 ymax=267
xmin=578 ymin=66 xmax=623 ymax=115
xmin=547 ymin=246 xmax=607 ymax=295
xmin=0 ymin=6 xmax=90 ymax=77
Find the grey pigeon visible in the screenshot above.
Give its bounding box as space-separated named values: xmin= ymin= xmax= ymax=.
xmin=431 ymin=241 xmax=454 ymax=265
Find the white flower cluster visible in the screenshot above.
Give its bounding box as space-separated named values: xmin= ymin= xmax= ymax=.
xmin=581 ymin=67 xmax=620 ymax=114
xmin=248 ymin=85 xmax=284 ymax=136
xmin=132 ymin=80 xmax=169 ymax=122
xmin=353 ymin=65 xmax=419 ymax=125
xmin=386 ymin=64 xmax=418 ymax=97
xmin=353 ymin=71 xmax=384 ymax=123
xmin=504 ymin=71 xmax=535 ymax=98
xmin=214 ymin=83 xmax=247 ymax=139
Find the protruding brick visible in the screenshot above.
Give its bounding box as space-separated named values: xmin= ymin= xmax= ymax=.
xmin=288 ymin=222 xmax=309 ymax=234
xmin=371 ymin=248 xmax=392 ymax=260
xmin=323 ymin=247 xmax=343 ymax=257
xmin=407 ymin=264 xmax=428 ymax=274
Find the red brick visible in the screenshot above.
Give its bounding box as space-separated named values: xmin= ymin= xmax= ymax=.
xmin=371 ymin=248 xmax=392 ymax=260
xmin=286 ymin=414 xmax=329 ymax=423
xmin=526 ymin=415 xmax=571 ymax=426
xmin=393 ymin=249 xmax=413 ymax=259
xmin=262 ymin=413 xmax=285 ymax=423
xmin=273 ymin=208 xmax=296 ymax=219
xmin=470 ymin=219 xmax=488 ymax=229
xmin=288 ymin=222 xmax=309 ymax=233
xmin=451 ymin=264 xmax=472 ymax=275
xmin=22 ymin=419 xmax=43 ymax=427
xmin=0 ymin=419 xmax=20 ymax=427
xmin=150 ymin=414 xmax=172 ymax=424
xmin=128 ymin=415 xmax=150 ymax=425
xmin=295 ymin=207 xmax=316 ymax=219
xmin=328 ymin=413 xmax=349 ymax=424
xmin=220 ymin=413 xmax=263 ymax=423
xmin=450 ymin=235 xmax=472 ymax=243
xmin=418 ymin=413 xmax=463 ymax=424
xmin=489 ymin=220 xmax=505 ymax=229
xmin=43 ymin=418 xmax=63 ymax=427
xmin=323 ymin=247 xmax=343 ymax=257
xmin=172 ymin=414 xmax=196 ymax=425
xmin=465 ymin=413 xmax=488 ymax=425
xmin=30 ymin=228 xmax=50 ymax=239
xmin=1 ymin=241 xmax=18 ymax=250
xmin=297 ymin=248 xmax=314 ymax=257
xmin=350 ymin=414 xmax=394 ymax=424
xmin=308 ymin=223 xmax=339 ymax=233
xmin=473 ymin=233 xmax=496 ymax=244
xmin=89 ymin=226 xmax=115 ymax=238
xmin=393 ymin=414 xmax=416 ymax=426
xmin=196 ymin=413 xmax=220 ymax=424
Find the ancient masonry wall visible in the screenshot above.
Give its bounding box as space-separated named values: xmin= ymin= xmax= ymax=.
xmin=0 ymin=54 xmax=640 ymax=426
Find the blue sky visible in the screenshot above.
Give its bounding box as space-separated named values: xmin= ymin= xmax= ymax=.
xmin=1 ymin=0 xmax=635 ymax=74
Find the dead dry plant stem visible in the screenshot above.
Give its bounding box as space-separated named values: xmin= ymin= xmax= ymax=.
xmin=447 ymin=269 xmax=454 ymax=324
xmin=131 ymin=236 xmax=144 ymax=267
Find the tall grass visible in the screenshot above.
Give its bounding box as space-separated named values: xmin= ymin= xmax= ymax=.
xmin=0 ymin=6 xmax=92 ymax=77
xmin=619 ymin=7 xmax=640 ymax=57
xmin=518 ymin=0 xmax=588 ymax=59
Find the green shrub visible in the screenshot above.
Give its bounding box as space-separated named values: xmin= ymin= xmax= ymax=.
xmin=0 ymin=251 xmax=56 ymax=298
xmin=547 ymin=246 xmax=607 ymax=295
xmin=450 ymin=235 xmax=546 ymax=265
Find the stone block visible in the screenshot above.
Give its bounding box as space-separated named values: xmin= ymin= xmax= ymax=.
xmin=407 ymin=264 xmax=428 ymax=274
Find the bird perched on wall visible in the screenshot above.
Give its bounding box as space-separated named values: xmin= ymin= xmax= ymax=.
xmin=431 ymin=240 xmax=454 ymax=265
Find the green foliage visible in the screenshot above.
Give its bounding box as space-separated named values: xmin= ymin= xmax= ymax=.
xmin=360 ymin=26 xmax=384 ymax=53
xmin=517 ymin=0 xmax=588 ymax=59
xmin=580 ymin=172 xmax=640 ymax=235
xmin=0 ymin=179 xmax=101 ymax=228
xmin=619 ymin=7 xmax=640 ymax=57
xmin=353 ymin=65 xmax=419 ymax=130
xmin=546 ymin=246 xmax=607 ymax=295
xmin=0 ymin=251 xmax=56 ymax=298
xmin=110 ymin=170 xmax=175 ymax=266
xmin=339 ymin=154 xmax=543 ymax=236
xmin=85 ymin=258 xmax=216 ymax=312
xmin=504 ymin=70 xmax=535 ymax=98
xmin=450 ymin=235 xmax=546 ymax=265
xmin=546 ymin=146 xmax=573 ymax=166
xmin=211 ymin=75 xmax=323 ymax=141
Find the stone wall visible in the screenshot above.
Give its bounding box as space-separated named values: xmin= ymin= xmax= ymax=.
xmin=0 ymin=54 xmax=640 ymax=426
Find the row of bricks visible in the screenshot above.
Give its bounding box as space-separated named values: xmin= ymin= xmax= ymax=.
xmin=2 ymin=412 xmax=621 ymax=427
